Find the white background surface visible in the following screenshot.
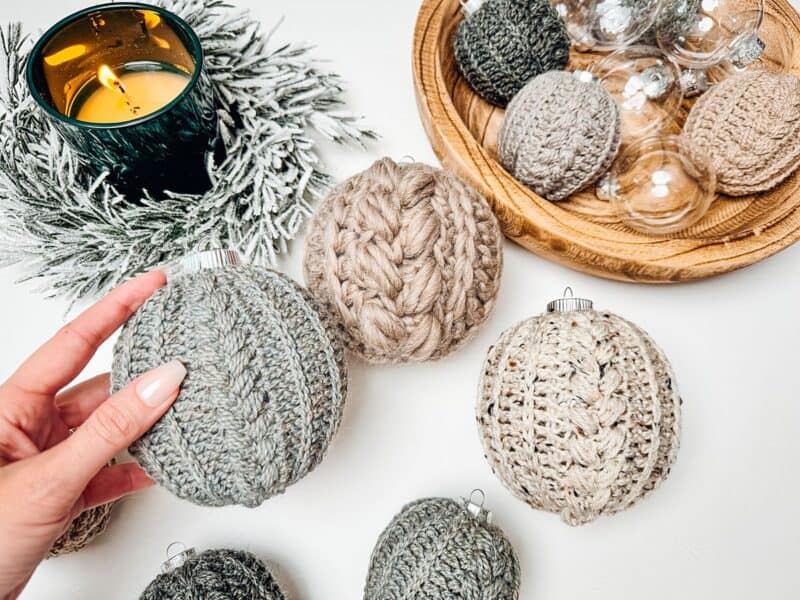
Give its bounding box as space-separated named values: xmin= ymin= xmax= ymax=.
xmin=3 ymin=1 xmax=800 ymax=598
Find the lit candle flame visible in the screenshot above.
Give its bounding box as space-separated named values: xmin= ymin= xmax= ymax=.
xmin=98 ymin=65 xmax=126 ymax=95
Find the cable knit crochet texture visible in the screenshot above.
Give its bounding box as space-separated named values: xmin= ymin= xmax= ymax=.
xmin=363 ymin=497 xmax=520 ymax=599
xmin=49 ymin=503 xmax=114 ymax=557
xmin=303 ymin=158 xmax=503 ymax=364
xmin=454 ymin=0 xmax=570 ymax=107
xmin=499 ymin=71 xmax=622 ymax=202
xmin=112 ymin=266 xmax=347 ymax=507
xmin=477 ymin=309 xmax=681 ymax=526
xmin=682 ymin=70 xmax=800 ymax=196
xmin=140 ymin=548 xmax=285 ymax=600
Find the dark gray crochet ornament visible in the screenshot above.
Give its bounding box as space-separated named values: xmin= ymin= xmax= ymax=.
xmin=454 ymin=0 xmax=571 ymax=107
xmin=364 ymin=494 xmax=521 ymax=599
xmin=111 ymin=250 xmax=347 ymax=508
xmin=140 ymin=547 xmax=285 ymax=600
xmin=0 ymin=0 xmax=374 ymax=304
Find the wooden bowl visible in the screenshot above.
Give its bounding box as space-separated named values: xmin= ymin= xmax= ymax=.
xmin=413 ymin=0 xmax=800 ymax=283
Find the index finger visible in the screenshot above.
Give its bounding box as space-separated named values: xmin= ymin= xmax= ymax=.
xmin=7 ymin=270 xmax=166 ymax=397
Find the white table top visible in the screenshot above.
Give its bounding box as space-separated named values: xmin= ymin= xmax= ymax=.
xmin=3 ymin=1 xmax=800 ymax=598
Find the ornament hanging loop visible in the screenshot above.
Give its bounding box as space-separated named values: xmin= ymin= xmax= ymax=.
xmin=162 ymin=542 xmax=196 ymax=573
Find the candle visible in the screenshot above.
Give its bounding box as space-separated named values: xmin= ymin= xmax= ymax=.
xmin=27 ymin=3 xmax=217 ymax=197
xmin=72 ymin=64 xmax=191 ymax=123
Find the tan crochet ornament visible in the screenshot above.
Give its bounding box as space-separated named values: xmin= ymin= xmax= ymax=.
xmin=682 ymin=70 xmax=800 ymax=196
xmin=477 ymin=290 xmax=681 ymax=526
xmin=49 ymin=503 xmax=115 ymax=557
xmin=304 ymin=158 xmax=503 ymax=364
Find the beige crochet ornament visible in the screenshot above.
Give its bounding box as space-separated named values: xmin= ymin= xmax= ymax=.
xmin=304 ymin=158 xmax=503 ymax=364
xmin=49 ymin=503 xmax=115 ymax=557
xmin=682 ymin=70 xmax=800 ymax=196
xmin=477 ymin=290 xmax=681 ymax=526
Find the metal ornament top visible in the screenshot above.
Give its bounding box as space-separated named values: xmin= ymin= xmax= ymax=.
xmin=161 ymin=542 xmax=196 ymax=573
xmin=546 ymin=287 xmax=594 ymax=313
xmin=179 ymin=249 xmax=243 ymax=275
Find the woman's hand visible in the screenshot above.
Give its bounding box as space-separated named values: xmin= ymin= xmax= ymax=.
xmin=0 ymin=271 xmax=186 ymax=599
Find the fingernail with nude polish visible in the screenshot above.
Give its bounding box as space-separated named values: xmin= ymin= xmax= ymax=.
xmin=136 ymin=360 xmax=186 ymax=407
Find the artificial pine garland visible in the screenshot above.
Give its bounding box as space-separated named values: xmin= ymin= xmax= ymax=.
xmin=0 ymin=0 xmax=375 ymax=303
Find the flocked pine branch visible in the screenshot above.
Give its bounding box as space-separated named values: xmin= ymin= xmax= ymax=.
xmin=0 ymin=0 xmax=376 ymax=304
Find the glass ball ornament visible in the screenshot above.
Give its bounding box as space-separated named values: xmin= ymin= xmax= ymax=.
xmin=657 ymin=0 xmax=766 ymax=70
xmin=707 ymin=10 xmax=794 ymax=83
xmin=597 ymin=135 xmax=716 ymax=235
xmin=552 ymin=0 xmax=665 ymax=51
xmin=591 ymin=45 xmax=684 ymax=142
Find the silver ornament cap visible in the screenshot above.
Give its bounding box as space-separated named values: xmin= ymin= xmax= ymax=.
xmin=161 ymin=543 xmax=196 ymax=573
xmin=179 ymin=249 xmax=243 ymax=275
xmin=546 ymin=287 xmax=594 ymax=313
xmin=463 ymin=489 xmax=493 ymax=525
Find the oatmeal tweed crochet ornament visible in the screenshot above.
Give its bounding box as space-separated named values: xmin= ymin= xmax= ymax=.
xmin=477 ymin=291 xmax=682 ymax=526
xmin=140 ymin=547 xmax=285 ymax=599
xmin=303 ymin=158 xmax=503 ymax=364
xmin=111 ymin=250 xmax=347 ymax=507
xmin=49 ymin=503 xmax=114 ymax=557
xmin=682 ymin=70 xmax=800 ymax=196
xmin=453 ymin=0 xmax=570 ymax=107
xmin=363 ymin=495 xmax=520 ymax=599
xmin=499 ymin=71 xmax=622 ymax=202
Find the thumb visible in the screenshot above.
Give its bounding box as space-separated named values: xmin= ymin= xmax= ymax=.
xmin=47 ymin=360 xmax=186 ymax=495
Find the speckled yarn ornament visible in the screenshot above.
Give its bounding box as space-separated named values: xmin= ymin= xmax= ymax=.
xmin=682 ymin=70 xmax=800 ymax=196
xmin=364 ymin=495 xmax=520 ymax=599
xmin=303 ymin=158 xmax=503 ymax=365
xmin=49 ymin=503 xmax=114 ymax=557
xmin=140 ymin=547 xmax=284 ymax=600
xmin=499 ymin=71 xmax=622 ymax=201
xmin=477 ymin=291 xmax=681 ymax=526
xmin=454 ymin=0 xmax=570 ymax=107
xmin=112 ymin=250 xmax=347 ymax=507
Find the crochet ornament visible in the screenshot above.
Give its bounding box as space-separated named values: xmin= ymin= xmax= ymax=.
xmin=0 ymin=0 xmax=374 ymax=303
xmin=112 ymin=250 xmax=347 ymax=507
xmin=140 ymin=546 xmax=285 ymax=600
xmin=682 ymin=70 xmax=800 ymax=196
xmin=49 ymin=503 xmax=114 ymax=557
xmin=364 ymin=494 xmax=520 ymax=599
xmin=454 ymin=0 xmax=570 ymax=107
xmin=303 ymin=158 xmax=503 ymax=364
xmin=498 ymin=71 xmax=621 ymax=201
xmin=477 ymin=290 xmax=681 ymax=526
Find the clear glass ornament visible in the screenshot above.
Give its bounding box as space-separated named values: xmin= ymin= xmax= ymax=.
xmin=597 ymin=135 xmax=716 ymax=235
xmin=552 ymin=0 xmax=664 ymax=51
xmin=657 ymin=0 xmax=766 ymax=69
xmin=591 ymin=45 xmax=683 ymax=142
xmin=707 ymin=10 xmax=793 ymax=82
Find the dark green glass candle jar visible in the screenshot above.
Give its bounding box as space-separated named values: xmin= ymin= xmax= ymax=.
xmin=26 ymin=3 xmax=218 ymax=197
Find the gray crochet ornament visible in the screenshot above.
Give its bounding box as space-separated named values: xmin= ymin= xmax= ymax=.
xmin=111 ymin=250 xmax=347 ymax=507
xmin=477 ymin=290 xmax=682 ymax=526
xmin=0 ymin=0 xmax=374 ymax=304
xmin=498 ymin=71 xmax=621 ymax=201
xmin=140 ymin=547 xmax=285 ymax=600
xmin=364 ymin=495 xmax=521 ymax=599
xmin=454 ymin=0 xmax=570 ymax=107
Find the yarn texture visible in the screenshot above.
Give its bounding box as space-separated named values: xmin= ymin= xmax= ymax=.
xmin=641 ymin=0 xmax=700 ymax=45
xmin=682 ymin=70 xmax=800 ymax=196
xmin=303 ymin=158 xmax=503 ymax=364
xmin=477 ymin=308 xmax=681 ymax=526
xmin=454 ymin=0 xmax=570 ymax=107
xmin=499 ymin=71 xmax=622 ymax=201
xmin=49 ymin=503 xmax=114 ymax=557
xmin=140 ymin=548 xmax=284 ymax=600
xmin=112 ymin=265 xmax=347 ymax=507
xmin=364 ymin=497 xmax=520 ymax=599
